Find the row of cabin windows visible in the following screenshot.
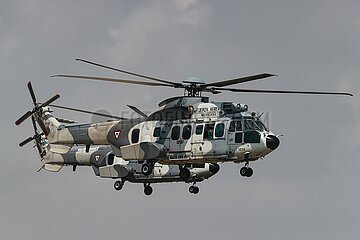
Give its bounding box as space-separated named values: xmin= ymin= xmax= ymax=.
xmin=170 ymin=123 xmax=225 ymax=141
xmin=131 ymin=123 xmax=226 ymax=144
xmin=131 ymin=123 xmax=260 ymax=144
xmin=132 ymin=130 xmax=259 ymax=144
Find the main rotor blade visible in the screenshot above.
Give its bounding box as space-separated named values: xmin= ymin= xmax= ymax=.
xmin=51 ymin=75 xmax=174 ymax=87
xmin=15 ymin=111 xmax=33 ymax=125
xmin=214 ymin=87 xmax=353 ymax=96
xmin=203 ymin=73 xmax=276 ymax=88
xmin=27 ymin=81 xmax=37 ymax=104
xmin=39 ymin=94 xmax=60 ymax=108
xmin=19 ymin=136 xmax=34 ymax=147
xmin=127 ymin=105 xmax=148 ymax=118
xmin=76 ymin=58 xmax=182 ymax=87
xmin=49 ymin=104 xmax=126 ymax=120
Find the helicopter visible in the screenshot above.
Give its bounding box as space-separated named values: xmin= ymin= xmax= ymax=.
xmin=15 ymin=59 xmax=352 ymax=184
xmin=16 ymin=84 xmax=219 ymax=195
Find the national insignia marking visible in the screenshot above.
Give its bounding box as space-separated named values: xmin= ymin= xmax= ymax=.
xmin=114 ymin=130 xmax=121 ymax=140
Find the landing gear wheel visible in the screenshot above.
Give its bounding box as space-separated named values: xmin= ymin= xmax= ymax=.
xmin=114 ymin=181 xmax=123 ymax=191
xmin=189 ymin=185 xmax=199 ymax=194
xmin=180 ymin=168 xmax=191 ymax=181
xmin=144 ymin=185 xmax=153 ymax=196
xmin=246 ymin=167 xmax=253 ymax=177
xmin=240 ymin=167 xmax=253 ymax=177
xmin=240 ymin=167 xmax=248 ymax=177
xmin=141 ymin=163 xmax=153 ymax=176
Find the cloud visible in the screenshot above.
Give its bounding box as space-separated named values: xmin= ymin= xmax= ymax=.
xmin=173 ymin=0 xmax=212 ymax=27
xmin=105 ymin=0 xmax=211 ymax=66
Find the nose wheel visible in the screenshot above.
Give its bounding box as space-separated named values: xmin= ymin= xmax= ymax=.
xmin=189 ymin=183 xmax=199 ymax=194
xmin=240 ymin=163 xmax=253 ymax=177
xmin=144 ymin=184 xmax=153 ymax=196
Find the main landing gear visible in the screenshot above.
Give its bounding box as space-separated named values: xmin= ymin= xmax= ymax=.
xmin=189 ymin=183 xmax=199 ymax=194
xmin=144 ymin=183 xmax=153 ymax=196
xmin=240 ymin=163 xmax=253 ymax=177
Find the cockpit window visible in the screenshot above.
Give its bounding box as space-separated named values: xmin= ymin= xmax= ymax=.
xmin=235 ymin=132 xmax=243 ymax=143
xmin=235 ymin=121 xmax=242 ymax=131
xmin=244 ymin=119 xmax=262 ymax=131
xmin=230 ymin=121 xmax=242 ymax=132
xmin=229 ymin=121 xmax=235 ymax=132
xmin=244 ymin=131 xmax=261 ymax=143
xmin=255 ymin=120 xmax=267 ymax=131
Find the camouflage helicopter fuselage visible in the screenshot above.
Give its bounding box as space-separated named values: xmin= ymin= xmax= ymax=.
xmin=45 ymin=96 xmax=280 ymax=167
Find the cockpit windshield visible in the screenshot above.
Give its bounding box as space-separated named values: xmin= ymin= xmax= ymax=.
xmin=244 ymin=119 xmax=267 ymax=131
xmin=255 ymin=119 xmax=267 ymax=131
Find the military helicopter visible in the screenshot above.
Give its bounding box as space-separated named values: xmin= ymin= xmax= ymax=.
xmin=16 ymin=83 xmax=219 ymax=195
xmin=15 ymin=59 xmax=352 ymax=184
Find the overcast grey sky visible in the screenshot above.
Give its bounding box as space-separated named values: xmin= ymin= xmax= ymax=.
xmin=1 ymin=1 xmax=360 ymax=239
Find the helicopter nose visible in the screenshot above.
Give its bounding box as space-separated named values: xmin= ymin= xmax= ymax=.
xmin=266 ymin=135 xmax=280 ymax=150
xmin=209 ymin=163 xmax=220 ymax=174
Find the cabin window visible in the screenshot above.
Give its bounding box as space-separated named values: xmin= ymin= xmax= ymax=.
xmin=203 ymin=123 xmax=215 ymax=140
xmin=235 ymin=132 xmax=243 ymax=143
xmin=107 ymin=154 xmax=114 ymax=165
xmin=244 ymin=131 xmax=261 ymax=143
xmin=182 ymin=125 xmax=192 ymax=140
xmin=131 ymin=129 xmax=140 ymax=143
xmin=171 ymin=126 xmax=181 ymax=140
xmin=215 ymin=123 xmax=225 ymax=138
xmin=153 ymin=127 xmax=161 ymax=137
xmin=195 ymin=125 xmax=203 ymax=135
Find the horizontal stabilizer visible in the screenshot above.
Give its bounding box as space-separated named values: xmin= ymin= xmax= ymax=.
xmin=49 ymin=144 xmax=72 ymax=154
xmin=44 ymin=164 xmax=63 ymax=172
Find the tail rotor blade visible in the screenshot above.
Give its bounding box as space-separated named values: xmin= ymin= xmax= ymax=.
xmin=40 ymin=94 xmax=60 ymax=108
xmin=19 ymin=136 xmax=34 ymax=147
xmin=15 ymin=111 xmax=33 ymax=126
xmin=27 ymin=81 xmax=37 ymax=104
